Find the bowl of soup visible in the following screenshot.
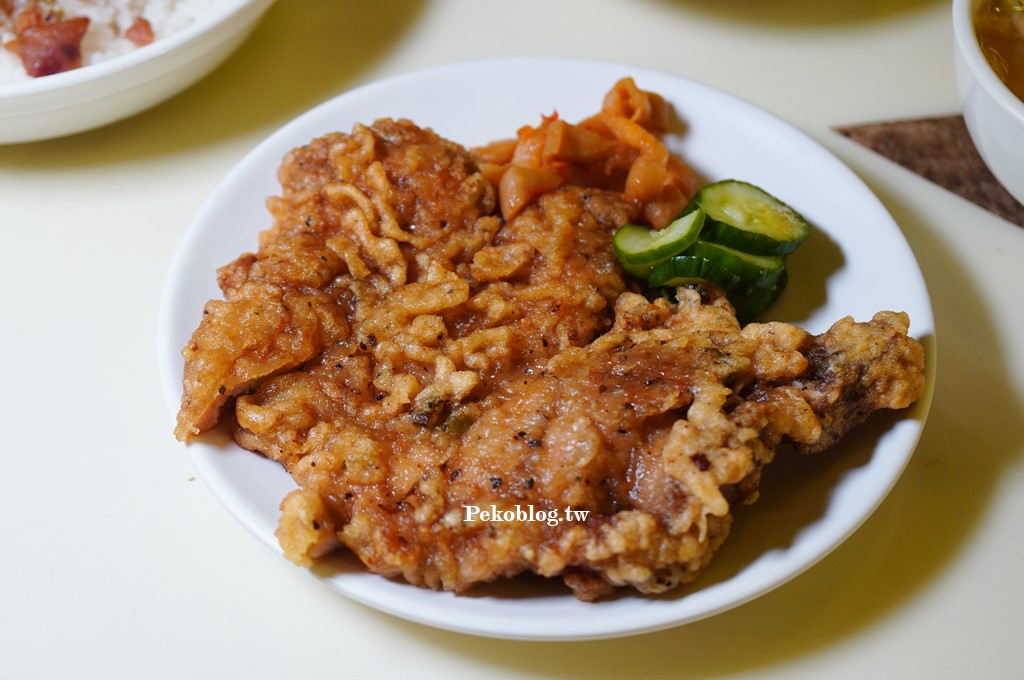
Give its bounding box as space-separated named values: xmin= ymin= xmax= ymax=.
xmin=953 ymin=0 xmax=1024 ymax=206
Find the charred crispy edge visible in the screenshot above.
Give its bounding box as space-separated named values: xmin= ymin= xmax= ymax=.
xmin=793 ymin=311 xmax=926 ymax=453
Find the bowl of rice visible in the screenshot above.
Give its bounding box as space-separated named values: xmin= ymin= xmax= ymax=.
xmin=0 ymin=0 xmax=276 ymax=144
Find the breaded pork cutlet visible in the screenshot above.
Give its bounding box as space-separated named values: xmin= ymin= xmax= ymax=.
xmin=175 ymin=112 xmax=925 ymax=600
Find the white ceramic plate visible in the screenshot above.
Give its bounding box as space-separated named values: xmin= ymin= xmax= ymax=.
xmin=159 ymin=58 xmax=935 ymax=641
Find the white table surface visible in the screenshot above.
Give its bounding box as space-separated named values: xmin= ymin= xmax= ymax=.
xmin=2 ymin=1 xmax=1022 ymax=678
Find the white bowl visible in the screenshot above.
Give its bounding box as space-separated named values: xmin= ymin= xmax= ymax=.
xmin=0 ymin=0 xmax=275 ymax=144
xmin=953 ymin=0 xmax=1024 ymax=205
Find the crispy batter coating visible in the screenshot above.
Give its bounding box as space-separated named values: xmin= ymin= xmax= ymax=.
xmin=175 ymin=118 xmax=498 ymax=441
xmin=175 ymin=116 xmax=926 ymax=600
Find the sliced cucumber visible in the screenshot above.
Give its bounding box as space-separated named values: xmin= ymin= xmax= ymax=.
xmin=646 ymin=253 xmax=705 ymax=284
xmin=612 ymin=178 xmax=806 ymax=324
xmin=687 ymin=240 xmax=785 ymax=289
xmin=619 ymin=259 xmax=654 ymax=280
xmin=650 ymin=257 xmax=787 ymax=324
xmin=734 ymin=269 xmax=788 ymax=324
xmin=688 ymin=180 xmax=810 ymax=255
xmin=647 ymin=253 xmax=754 ymax=299
xmin=612 ymin=209 xmax=705 ymax=267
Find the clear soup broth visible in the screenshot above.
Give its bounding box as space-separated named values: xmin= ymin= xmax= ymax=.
xmin=975 ymin=0 xmax=1024 ymax=102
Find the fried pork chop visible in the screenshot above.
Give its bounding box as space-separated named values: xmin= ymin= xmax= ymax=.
xmin=174 ymin=117 xmax=926 ymax=601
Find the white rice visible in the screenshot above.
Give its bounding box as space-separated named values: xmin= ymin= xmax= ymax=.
xmin=0 ymin=0 xmax=219 ymax=83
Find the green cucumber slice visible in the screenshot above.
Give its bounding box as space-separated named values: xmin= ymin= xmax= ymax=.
xmin=612 ymin=209 xmax=705 ymax=267
xmin=650 ymin=257 xmax=787 ymax=324
xmin=688 ymin=180 xmax=810 ymax=255
xmin=687 ymin=240 xmax=784 ymax=288
xmin=734 ymin=269 xmax=788 ymax=324
xmin=647 ymin=254 xmax=755 ymax=299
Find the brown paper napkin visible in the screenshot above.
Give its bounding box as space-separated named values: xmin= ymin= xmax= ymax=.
xmin=835 ymin=114 xmax=1024 ymax=228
